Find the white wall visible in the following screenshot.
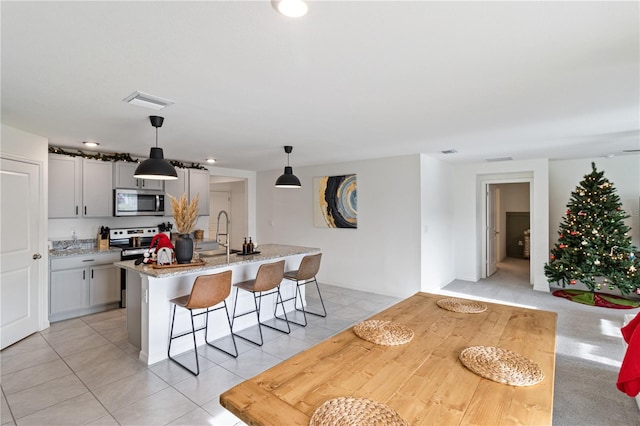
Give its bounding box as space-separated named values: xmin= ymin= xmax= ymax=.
xmin=1 ymin=124 xmax=50 ymax=330
xmin=452 ymin=159 xmax=549 ymax=291
xmin=257 ymin=155 xmax=423 ymax=298
xmin=549 ymin=156 xmax=640 ymax=248
xmin=420 ymin=154 xmax=456 ymax=291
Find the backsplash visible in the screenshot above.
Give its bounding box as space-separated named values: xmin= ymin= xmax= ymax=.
xmin=51 ymin=238 xmax=97 ymax=250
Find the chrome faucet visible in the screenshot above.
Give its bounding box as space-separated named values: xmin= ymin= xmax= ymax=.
xmin=216 ymin=210 xmax=230 ymax=262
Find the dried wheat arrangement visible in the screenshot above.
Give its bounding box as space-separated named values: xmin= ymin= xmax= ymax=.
xmin=168 ymin=193 xmax=199 ymax=235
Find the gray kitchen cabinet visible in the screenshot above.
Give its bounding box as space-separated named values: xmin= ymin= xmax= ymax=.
xmin=49 ymin=154 xmax=82 ymax=218
xmin=188 ymin=168 xmax=210 ymax=216
xmin=49 ymin=252 xmax=120 ymax=322
xmin=164 ymin=167 xmax=188 ymax=217
xmin=48 ymin=154 xmax=113 ymax=218
xmin=113 ymin=161 xmax=164 ymax=191
xmin=164 ymin=167 xmax=209 ymax=216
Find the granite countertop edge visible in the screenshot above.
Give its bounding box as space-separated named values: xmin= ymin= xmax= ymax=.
xmin=49 ymin=247 xmax=122 ymax=257
xmin=115 ymin=244 xmax=321 ymax=278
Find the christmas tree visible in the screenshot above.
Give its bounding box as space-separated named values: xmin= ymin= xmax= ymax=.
xmin=545 ymin=162 xmax=640 ymax=295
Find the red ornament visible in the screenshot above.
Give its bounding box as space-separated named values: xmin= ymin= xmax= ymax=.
xmin=559 ymin=244 xmax=567 ymax=249
xmin=570 ymin=231 xmax=577 ymax=235
xmin=578 ymin=211 xmax=586 ymax=216
xmin=550 ymin=254 xmax=555 ymax=260
xmin=566 ymin=209 xmax=571 ymax=214
xmin=570 ymin=279 xmax=577 ymax=285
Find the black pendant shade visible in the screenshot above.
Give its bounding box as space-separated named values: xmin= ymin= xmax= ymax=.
xmin=275 ymin=146 xmax=301 ymax=188
xmin=134 ymin=116 xmax=178 ymax=180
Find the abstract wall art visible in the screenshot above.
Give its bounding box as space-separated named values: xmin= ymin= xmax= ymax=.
xmin=313 ymin=174 xmax=357 ymax=229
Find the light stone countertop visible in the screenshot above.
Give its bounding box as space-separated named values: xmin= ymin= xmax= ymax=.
xmin=49 ymin=247 xmax=122 ymax=257
xmin=114 ymin=243 xmax=320 ymax=278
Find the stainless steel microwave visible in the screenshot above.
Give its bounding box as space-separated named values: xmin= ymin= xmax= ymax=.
xmin=113 ymin=188 xmax=165 ymax=216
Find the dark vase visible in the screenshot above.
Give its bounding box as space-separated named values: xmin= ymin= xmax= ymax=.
xmin=174 ymin=234 xmax=193 ymax=264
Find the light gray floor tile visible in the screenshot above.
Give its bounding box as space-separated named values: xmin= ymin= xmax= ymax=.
xmin=172 ymin=365 xmax=244 ymax=406
xmin=92 ymin=370 xmax=169 ymax=412
xmin=87 ymin=316 xmax=126 ymax=334
xmin=167 ymin=407 xmax=227 ymax=426
xmin=47 ymin=331 xmax=111 ymax=357
xmin=14 ymin=392 xmax=108 ymax=426
xmin=0 ymin=359 xmax=72 ymax=395
xmin=218 ymin=348 xmax=282 ymax=379
xmin=260 ymin=333 xmax=313 ymax=360
xmin=0 ymin=346 xmax=60 ymax=375
xmin=0 ymin=334 xmax=50 ymax=358
xmin=85 ymin=414 xmax=120 ymax=425
xmin=39 ymin=318 xmax=86 ymax=336
xmin=1 ymin=391 xmax=14 ymax=425
xmin=74 ymin=353 xmax=147 ymax=390
xmin=81 ymin=308 xmax=125 ymax=324
xmin=201 ymin=399 xmax=247 ymax=426
xmin=110 ymin=387 xmax=197 ymax=426
xmin=149 ymin=354 xmax=217 ymax=386
xmin=62 ymin=342 xmax=125 ymax=372
xmin=40 ymin=321 xmax=96 ymax=344
xmin=6 ymin=374 xmax=85 ymax=419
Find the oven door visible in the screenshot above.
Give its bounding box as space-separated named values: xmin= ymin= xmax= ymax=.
xmin=114 ymin=189 xmax=164 ymax=216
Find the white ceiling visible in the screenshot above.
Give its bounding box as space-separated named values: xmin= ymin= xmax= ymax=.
xmin=2 ymin=1 xmax=639 ymax=172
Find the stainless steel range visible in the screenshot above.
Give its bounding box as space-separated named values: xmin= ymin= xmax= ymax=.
xmin=109 ymin=226 xmax=170 ymax=307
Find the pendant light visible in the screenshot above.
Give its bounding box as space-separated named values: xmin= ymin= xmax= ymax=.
xmin=275 ymin=145 xmax=301 ymax=188
xmin=134 ymin=115 xmax=178 ymax=180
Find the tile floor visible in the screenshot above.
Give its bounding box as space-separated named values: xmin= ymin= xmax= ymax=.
xmin=3 ymin=259 xmax=639 ymax=425
xmin=1 ymin=284 xmax=401 ymax=426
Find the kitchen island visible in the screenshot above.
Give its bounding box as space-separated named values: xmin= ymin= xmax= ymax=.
xmin=115 ymin=244 xmax=320 ymax=365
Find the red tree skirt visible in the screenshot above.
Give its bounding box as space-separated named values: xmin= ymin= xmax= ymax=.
xmin=552 ymin=289 xmax=639 ymax=309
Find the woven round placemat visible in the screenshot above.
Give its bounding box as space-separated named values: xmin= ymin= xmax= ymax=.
xmin=459 ymin=346 xmax=544 ymax=386
xmin=309 ymin=397 xmax=408 ymax=426
xmin=436 ymin=298 xmax=487 ymax=314
xmin=353 ymin=320 xmax=414 ymax=346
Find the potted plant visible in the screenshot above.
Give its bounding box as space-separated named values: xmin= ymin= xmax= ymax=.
xmin=168 ymin=193 xmax=199 ymax=264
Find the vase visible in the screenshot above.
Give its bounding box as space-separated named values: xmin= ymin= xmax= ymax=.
xmin=174 ymin=234 xmax=193 ymax=264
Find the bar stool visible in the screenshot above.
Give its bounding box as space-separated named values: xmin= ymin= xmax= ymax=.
xmin=168 ymin=270 xmax=237 ymax=376
xmin=231 ymin=260 xmax=290 ymax=346
xmin=281 ymin=253 xmax=325 ymax=327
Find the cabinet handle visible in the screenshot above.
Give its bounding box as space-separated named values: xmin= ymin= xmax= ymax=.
xmin=91 ymin=269 xmax=94 ymax=279
xmin=82 ymin=259 xmax=95 ymax=262
xmin=83 ymin=270 xmax=86 ymax=280
xmin=84 ymin=206 xmax=87 ymax=215
xmin=76 ymin=206 xmax=79 ymax=215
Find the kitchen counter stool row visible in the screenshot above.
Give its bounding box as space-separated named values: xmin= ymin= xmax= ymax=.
xmin=167 ymin=253 xmax=324 ymax=376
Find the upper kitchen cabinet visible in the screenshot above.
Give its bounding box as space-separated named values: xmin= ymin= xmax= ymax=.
xmin=164 ymin=167 xmax=209 ymax=216
xmin=189 ymin=169 xmax=210 ymax=216
xmin=113 ymin=161 xmax=164 ymax=191
xmin=49 ymin=154 xmax=81 ymax=218
xmin=49 ymin=154 xmax=113 ymax=218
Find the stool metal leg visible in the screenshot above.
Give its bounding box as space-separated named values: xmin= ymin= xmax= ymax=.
xmin=205 ymin=301 xmax=238 ymax=358
xmin=167 ymin=305 xmax=200 ymax=376
xmin=232 ymin=287 xmax=265 ymax=346
xmin=296 ymin=277 xmax=327 ymax=318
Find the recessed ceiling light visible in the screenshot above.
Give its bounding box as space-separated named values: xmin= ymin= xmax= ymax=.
xmin=441 ymin=149 xmax=458 ymax=154
xmin=123 ymin=91 xmax=175 ymax=110
xmin=272 ymin=0 xmax=308 ymax=18
xmin=485 ymin=156 xmax=513 ymax=162
xmin=83 ymin=141 xmax=99 ymax=147
xmin=206 ymin=158 xmax=216 ymax=164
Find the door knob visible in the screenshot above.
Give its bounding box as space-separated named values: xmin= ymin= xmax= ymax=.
xmin=32 ymin=253 xmax=42 ymax=260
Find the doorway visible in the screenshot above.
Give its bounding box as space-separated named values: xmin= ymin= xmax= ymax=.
xmin=209 ymin=176 xmax=248 ymax=251
xmin=483 ymin=180 xmax=531 ymax=283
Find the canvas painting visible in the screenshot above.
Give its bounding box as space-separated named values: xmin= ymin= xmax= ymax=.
xmin=313 ymin=174 xmax=357 ymax=228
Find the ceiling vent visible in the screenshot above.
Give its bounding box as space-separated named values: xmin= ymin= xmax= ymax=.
xmin=441 ymin=149 xmax=458 ymax=154
xmin=485 ymin=156 xmax=513 ymax=162
xmin=123 ymin=91 xmax=174 ymax=110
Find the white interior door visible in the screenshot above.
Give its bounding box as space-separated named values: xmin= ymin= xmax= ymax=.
xmin=1 ymin=158 xmax=41 ymax=349
xmin=486 ymin=185 xmax=499 ymax=277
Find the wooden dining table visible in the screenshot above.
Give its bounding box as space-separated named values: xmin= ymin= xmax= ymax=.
xmin=220 ymin=292 xmax=557 ymax=425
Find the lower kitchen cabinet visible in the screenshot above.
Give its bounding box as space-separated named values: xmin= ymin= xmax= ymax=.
xmin=49 ymin=252 xmax=121 ymax=322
